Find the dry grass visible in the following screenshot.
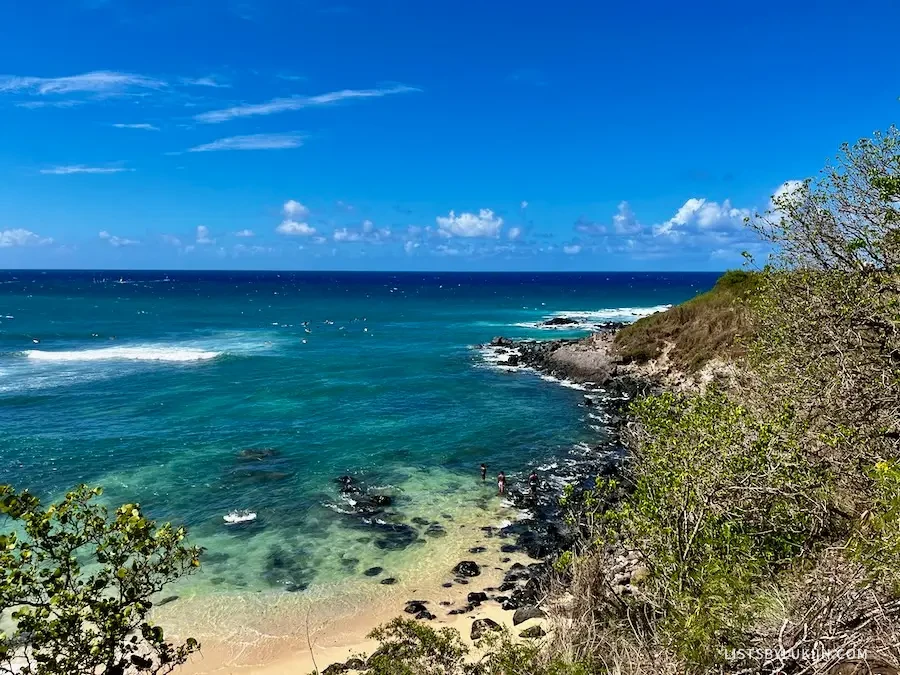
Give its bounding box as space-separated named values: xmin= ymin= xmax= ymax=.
xmin=613 ymin=270 xmax=760 ymax=373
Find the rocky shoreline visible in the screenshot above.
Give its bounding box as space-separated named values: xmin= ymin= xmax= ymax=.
xmin=319 ymin=327 xmax=657 ymax=673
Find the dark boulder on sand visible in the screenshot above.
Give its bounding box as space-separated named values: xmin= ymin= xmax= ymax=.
xmin=380 ymin=577 xmax=397 ymax=585
xmin=404 ymin=601 xmax=428 ymax=614
xmin=322 ymin=663 xmax=348 ymax=675
xmin=452 ymin=560 xmax=481 ymax=577
xmin=467 ymin=591 xmax=488 ymax=604
xmin=513 ymin=605 xmax=547 ymax=625
xmin=364 ymin=566 xmax=383 ymax=577
xmin=415 ymin=610 xmax=436 ymax=620
xmin=471 ymin=618 xmax=501 ymax=640
xmin=519 ymin=625 xmax=547 ymax=639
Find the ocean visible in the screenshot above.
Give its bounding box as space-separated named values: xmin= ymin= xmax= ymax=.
xmin=0 ymin=270 xmax=717 ymax=634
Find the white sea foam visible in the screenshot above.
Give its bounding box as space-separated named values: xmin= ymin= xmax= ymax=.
xmin=516 ymin=304 xmax=672 ymax=330
xmin=24 ymin=346 xmax=222 ymax=363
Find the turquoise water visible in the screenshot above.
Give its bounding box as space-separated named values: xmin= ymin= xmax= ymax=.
xmin=0 ymin=271 xmax=716 ymax=598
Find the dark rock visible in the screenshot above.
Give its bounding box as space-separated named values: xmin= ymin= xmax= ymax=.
xmin=157 ymin=595 xmax=178 ymax=606
xmin=454 ymin=578 xmax=469 ymax=585
xmin=541 ymin=317 xmax=579 ymax=326
xmin=239 ymin=448 xmax=279 ymax=460
xmin=500 ymin=544 xmax=520 ymax=553
xmin=499 ymin=582 xmax=516 ymax=592
xmin=500 ymin=557 xmax=511 ymax=563
xmin=337 ymin=475 xmax=360 ymax=494
xmin=368 ymin=494 xmax=392 ymax=507
xmin=502 ymin=600 xmax=518 ymax=611
xmin=411 ymin=516 xmax=430 ymax=526
xmin=467 ymin=592 xmax=488 ymax=603
xmin=493 ymin=595 xmax=509 ymax=604
xmin=452 ymin=561 xmax=481 ymax=577
xmin=471 ymin=618 xmax=502 ymax=641
xmin=424 ymin=524 xmax=447 ymax=538
xmin=380 ymin=577 xmax=397 ymax=585
xmin=364 ymin=567 xmax=383 ymax=577
xmin=439 ymin=601 xmax=452 ymax=606
xmin=373 ymin=522 xmax=419 ymax=551
xmin=519 ymin=625 xmax=547 ymax=639
xmin=513 ymin=606 xmax=547 ymax=625
xmin=490 ymin=336 xmax=514 ymax=347
xmin=415 ymin=610 xmax=436 ymax=621
xmin=468 ymin=546 xmax=487 ymax=553
xmin=322 ymin=664 xmax=348 ymax=675
xmin=345 ymin=658 xmax=366 ymax=670
xmin=442 ymin=582 xmax=453 ymax=588
xmin=404 ymin=601 xmax=428 ymax=615
xmin=505 ymin=354 xmax=519 ymax=367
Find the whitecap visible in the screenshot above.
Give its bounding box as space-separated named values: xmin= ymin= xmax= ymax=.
xmin=516 ymin=304 xmax=671 ymax=330
xmin=24 ymin=346 xmax=222 ymax=363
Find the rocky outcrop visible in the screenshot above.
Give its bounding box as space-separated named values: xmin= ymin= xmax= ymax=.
xmin=452 ymin=561 xmax=481 ymax=577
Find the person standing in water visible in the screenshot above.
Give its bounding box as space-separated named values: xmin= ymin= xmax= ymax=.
xmin=480 ymin=463 xmax=487 ymax=481
xmin=529 ymin=470 xmax=539 ymax=494
xmin=497 ymin=471 xmax=506 ymax=495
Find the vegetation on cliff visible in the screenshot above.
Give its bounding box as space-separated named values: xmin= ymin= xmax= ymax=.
xmin=344 ymin=127 xmax=900 ymax=674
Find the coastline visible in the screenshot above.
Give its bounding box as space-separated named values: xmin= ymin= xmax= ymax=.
xmin=168 ymin=326 xmax=641 ymax=674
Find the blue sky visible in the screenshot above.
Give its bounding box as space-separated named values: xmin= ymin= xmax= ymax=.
xmin=1 ymin=0 xmax=898 ymax=271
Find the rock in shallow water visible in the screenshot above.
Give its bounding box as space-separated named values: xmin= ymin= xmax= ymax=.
xmin=452 ymin=560 xmax=481 ymax=577
xmin=380 ymin=577 xmax=397 ymax=585
xmin=364 ymin=566 xmax=383 ymax=577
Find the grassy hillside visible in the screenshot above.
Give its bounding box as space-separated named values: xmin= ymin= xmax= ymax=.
xmin=613 ymin=269 xmax=760 ymax=372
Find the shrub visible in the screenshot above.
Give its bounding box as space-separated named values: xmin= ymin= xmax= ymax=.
xmin=0 ymin=485 xmax=200 ymax=675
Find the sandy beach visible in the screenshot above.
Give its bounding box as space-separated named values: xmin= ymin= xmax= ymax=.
xmin=169 ymin=517 xmax=546 ymax=674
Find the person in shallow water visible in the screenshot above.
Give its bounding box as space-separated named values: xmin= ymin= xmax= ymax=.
xmin=497 ymin=471 xmax=506 ymax=495
xmin=529 ymin=470 xmax=539 ymax=493
xmin=481 ymin=463 xmax=487 ymax=481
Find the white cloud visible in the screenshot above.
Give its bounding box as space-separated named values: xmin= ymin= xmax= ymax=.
xmin=520 ymin=201 xmax=528 ymax=209
xmin=194 ymin=85 xmax=420 ymax=123
xmin=188 ymin=133 xmax=304 ymax=152
xmin=654 ymin=198 xmax=750 ymax=238
xmin=233 ymin=244 xmax=273 ymax=255
xmin=40 ymin=165 xmax=132 ymax=175
xmin=161 ymin=234 xmax=182 ymax=247
xmin=99 ymin=230 xmax=140 ymax=247
xmin=0 ymin=71 xmax=166 ymax=96
xmin=283 ymin=199 xmax=310 ymax=219
xmin=277 ymin=220 xmax=316 ymax=236
xmin=436 ymin=244 xmax=462 ymax=256
xmin=234 ymin=229 xmax=255 ymax=237
xmin=333 ymin=220 xmax=391 ymax=243
xmin=0 ymin=228 xmax=53 ymax=248
xmin=507 ymin=227 xmax=522 ymax=240
xmin=563 ymin=244 xmax=582 ymax=255
xmin=112 ymin=123 xmax=158 ymax=131
xmin=436 ymin=208 xmax=503 ymax=238
xmin=612 ymin=201 xmax=642 ymax=234
xmin=404 ymin=240 xmax=419 ymax=254
xmin=196 ymin=225 xmax=213 ymax=244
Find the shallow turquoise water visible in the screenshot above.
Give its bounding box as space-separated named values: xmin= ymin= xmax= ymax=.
xmin=0 ymin=271 xmax=717 ymax=596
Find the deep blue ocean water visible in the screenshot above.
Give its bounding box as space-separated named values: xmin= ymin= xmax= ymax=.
xmin=0 ymin=271 xmax=718 ymax=598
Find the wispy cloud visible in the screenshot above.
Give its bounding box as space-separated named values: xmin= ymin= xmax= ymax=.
xmin=0 ymin=70 xmax=166 ymax=96
xmin=196 ymin=225 xmax=214 ymax=244
xmin=181 ymin=76 xmax=230 ymax=88
xmin=16 ymin=99 xmax=83 ymax=109
xmin=112 ymin=123 xmax=159 ymax=131
xmin=194 ymin=84 xmax=420 ymax=123
xmin=234 ymin=229 xmax=255 ymax=237
xmin=187 ymin=132 xmax=304 ymax=152
xmin=39 ymin=165 xmax=133 ymax=175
